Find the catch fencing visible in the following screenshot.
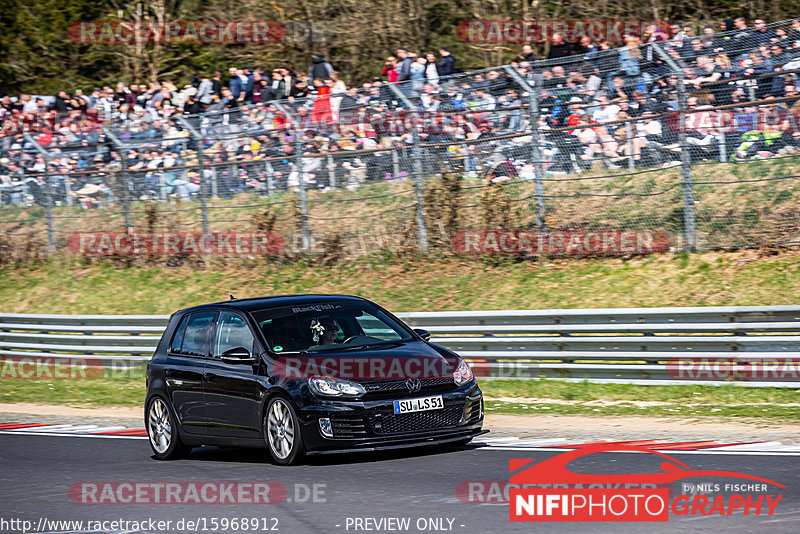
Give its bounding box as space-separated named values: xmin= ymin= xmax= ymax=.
xmin=2 ymin=306 xmax=800 ymax=387
xmin=1 ymin=18 xmax=800 ymax=257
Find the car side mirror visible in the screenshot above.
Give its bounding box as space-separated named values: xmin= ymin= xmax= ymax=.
xmin=221 ymin=347 xmax=255 ymax=364
xmin=413 ymin=328 xmax=431 ymax=341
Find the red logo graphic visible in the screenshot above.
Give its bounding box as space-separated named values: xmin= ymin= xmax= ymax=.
xmin=509 ymin=444 xmax=784 ymax=522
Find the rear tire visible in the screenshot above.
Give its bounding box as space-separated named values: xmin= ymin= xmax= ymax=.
xmin=146 ymin=396 xmax=191 ymax=460
xmin=264 ymin=396 xmax=305 ymax=465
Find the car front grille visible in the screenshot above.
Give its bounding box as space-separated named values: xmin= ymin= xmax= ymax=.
xmin=326 ymin=397 xmax=482 ymax=439
xmin=371 ymin=398 xmax=475 ymax=434
xmin=363 ymin=377 xmax=455 ymax=394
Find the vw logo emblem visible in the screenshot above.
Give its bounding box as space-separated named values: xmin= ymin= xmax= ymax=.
xmin=405 ymin=378 xmax=422 ymax=392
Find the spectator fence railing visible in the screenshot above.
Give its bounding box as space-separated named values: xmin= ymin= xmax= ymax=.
xmin=2 ymin=18 xmax=800 ymax=257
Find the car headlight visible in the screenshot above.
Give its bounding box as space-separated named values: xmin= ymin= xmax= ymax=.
xmin=308 ymin=376 xmax=366 ymax=398
xmin=453 ymin=359 xmax=474 ymax=386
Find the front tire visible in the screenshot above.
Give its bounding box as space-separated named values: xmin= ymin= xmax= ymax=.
xmin=264 ymin=396 xmax=305 ymax=465
xmin=146 ymin=396 xmax=191 ymax=460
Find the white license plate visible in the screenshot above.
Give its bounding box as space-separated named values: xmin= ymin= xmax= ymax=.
xmin=393 ymin=395 xmax=443 ymax=414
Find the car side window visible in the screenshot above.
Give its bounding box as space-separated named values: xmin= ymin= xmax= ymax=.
xmin=169 ymin=315 xmax=189 ymax=353
xmin=179 ymin=311 xmax=218 ymax=357
xmin=355 ymin=312 xmax=403 ymax=340
xmin=213 ymin=311 xmax=256 ymax=358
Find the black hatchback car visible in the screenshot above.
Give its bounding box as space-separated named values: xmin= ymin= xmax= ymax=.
xmin=145 ymin=295 xmax=486 ymax=464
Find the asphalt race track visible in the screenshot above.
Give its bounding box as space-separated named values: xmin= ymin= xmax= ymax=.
xmin=1 ymin=432 xmax=799 ymax=534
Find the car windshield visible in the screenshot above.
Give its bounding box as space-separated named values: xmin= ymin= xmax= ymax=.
xmin=251 ymin=301 xmax=414 ymax=354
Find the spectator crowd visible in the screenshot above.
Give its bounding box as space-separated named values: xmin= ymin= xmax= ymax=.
xmin=1 ymin=18 xmax=800 ymax=206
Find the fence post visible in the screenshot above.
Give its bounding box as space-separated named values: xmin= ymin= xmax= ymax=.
xmin=392 ymin=146 xmax=400 ymax=180
xmin=625 ymin=121 xmax=635 ymax=171
xmin=273 ymin=101 xmax=311 ymax=251
xmin=295 ymin=136 xmax=311 ymax=251
xmin=63 ymin=164 xmax=72 ymax=206
xmin=327 ymin=154 xmax=336 ymax=189
xmin=176 ymin=117 xmax=210 ymax=233
xmin=102 ymin=127 xmax=131 ymax=231
xmin=388 ymin=82 xmax=427 ymax=251
xmin=504 ymin=66 xmax=545 ymax=228
xmin=115 ymin=158 xmax=131 ymax=231
xmin=411 ymin=133 xmax=427 ymax=251
xmin=24 ymin=134 xmax=55 ymax=255
xmin=210 ymin=166 xmax=218 ymax=198
xmin=652 ymin=44 xmax=697 ymax=251
xmin=264 ymin=160 xmax=275 ymax=197
xmin=44 ymin=160 xmax=55 ymax=255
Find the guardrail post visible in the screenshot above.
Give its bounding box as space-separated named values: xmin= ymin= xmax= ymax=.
xmin=505 ymin=66 xmax=545 ymax=229
xmin=652 ymin=44 xmax=697 ymax=251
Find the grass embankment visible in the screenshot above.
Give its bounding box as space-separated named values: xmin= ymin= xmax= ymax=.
xmin=1 ymin=249 xmax=799 ymax=314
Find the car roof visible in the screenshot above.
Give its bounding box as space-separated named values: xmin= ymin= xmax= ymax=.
xmin=176 ymin=294 xmax=370 ymax=315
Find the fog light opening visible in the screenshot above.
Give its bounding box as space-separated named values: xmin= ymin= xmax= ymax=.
xmin=319 ymin=417 xmax=333 ymax=438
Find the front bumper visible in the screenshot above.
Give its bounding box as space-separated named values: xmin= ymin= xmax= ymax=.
xmin=297 ymin=382 xmax=485 ymax=453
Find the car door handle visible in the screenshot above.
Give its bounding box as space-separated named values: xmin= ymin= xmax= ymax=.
xmin=204 ymin=372 xmax=217 ymax=381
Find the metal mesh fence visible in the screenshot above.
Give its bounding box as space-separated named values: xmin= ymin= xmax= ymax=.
xmin=2 ymin=18 xmax=800 ymax=258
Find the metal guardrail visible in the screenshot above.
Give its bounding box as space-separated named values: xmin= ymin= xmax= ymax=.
xmin=2 ymin=306 xmax=800 ymax=387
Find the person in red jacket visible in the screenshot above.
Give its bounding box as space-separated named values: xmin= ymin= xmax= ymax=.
xmin=311 ymin=79 xmax=332 ymax=125
xmin=381 ymin=56 xmax=399 ymax=82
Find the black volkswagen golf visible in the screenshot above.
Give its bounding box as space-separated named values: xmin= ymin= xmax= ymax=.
xmin=145 ymin=295 xmax=486 ymax=464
